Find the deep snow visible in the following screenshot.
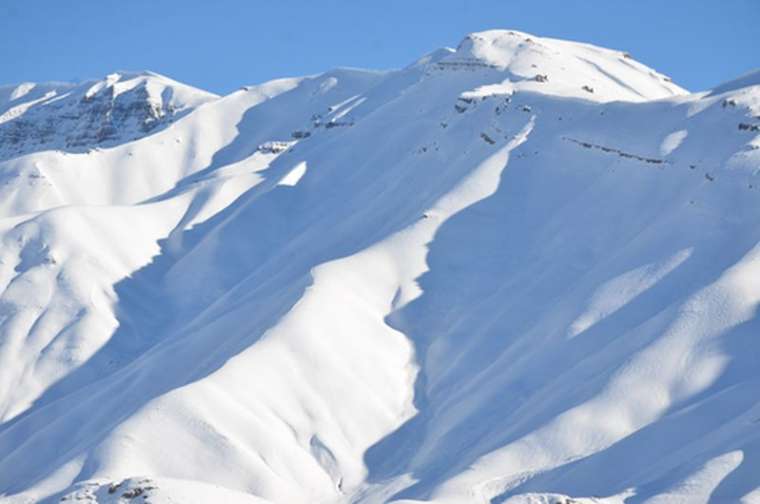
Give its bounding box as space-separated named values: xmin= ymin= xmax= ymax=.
xmin=0 ymin=30 xmax=758 ymax=504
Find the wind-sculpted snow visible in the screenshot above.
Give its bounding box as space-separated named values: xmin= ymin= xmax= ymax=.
xmin=0 ymin=30 xmax=758 ymax=504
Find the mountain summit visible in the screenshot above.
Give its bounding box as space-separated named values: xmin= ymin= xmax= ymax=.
xmin=0 ymin=30 xmax=758 ymax=504
xmin=0 ymin=71 xmax=216 ymax=160
xmin=438 ymin=30 xmax=685 ymax=101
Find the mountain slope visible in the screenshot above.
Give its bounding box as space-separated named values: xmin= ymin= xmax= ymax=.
xmin=0 ymin=30 xmax=758 ymax=504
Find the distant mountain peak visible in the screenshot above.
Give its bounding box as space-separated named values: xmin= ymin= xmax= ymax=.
xmin=0 ymin=71 xmax=217 ymax=160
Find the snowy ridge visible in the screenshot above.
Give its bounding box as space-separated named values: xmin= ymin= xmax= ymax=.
xmin=0 ymin=71 xmax=217 ymax=161
xmin=0 ymin=30 xmax=759 ymax=504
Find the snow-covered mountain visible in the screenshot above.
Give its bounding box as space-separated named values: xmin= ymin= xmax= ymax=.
xmin=0 ymin=30 xmax=758 ymax=504
xmin=0 ymin=71 xmax=217 ymax=158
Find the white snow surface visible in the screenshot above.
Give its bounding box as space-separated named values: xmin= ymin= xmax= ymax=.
xmin=0 ymin=30 xmax=759 ymax=504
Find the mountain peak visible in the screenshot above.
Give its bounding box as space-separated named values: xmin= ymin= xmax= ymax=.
xmin=0 ymin=70 xmax=217 ymax=160
xmin=435 ymin=29 xmax=686 ymax=102
xmin=452 ymin=29 xmax=536 ymax=68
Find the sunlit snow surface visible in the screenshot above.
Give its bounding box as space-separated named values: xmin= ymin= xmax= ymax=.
xmin=0 ymin=30 xmax=759 ymax=504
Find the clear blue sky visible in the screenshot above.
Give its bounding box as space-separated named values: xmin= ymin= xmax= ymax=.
xmin=1 ymin=0 xmax=758 ymax=95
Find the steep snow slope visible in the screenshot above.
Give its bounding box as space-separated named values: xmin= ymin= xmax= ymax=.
xmin=0 ymin=30 xmax=758 ymax=504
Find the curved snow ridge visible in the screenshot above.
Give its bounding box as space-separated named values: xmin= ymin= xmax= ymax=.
xmin=708 ymin=68 xmax=760 ymax=96
xmin=0 ymin=200 xmax=189 ymax=423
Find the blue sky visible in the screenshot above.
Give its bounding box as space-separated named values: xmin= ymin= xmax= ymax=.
xmin=1 ymin=0 xmax=758 ymax=94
